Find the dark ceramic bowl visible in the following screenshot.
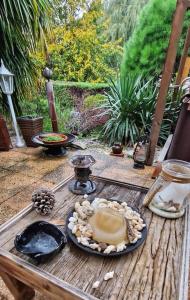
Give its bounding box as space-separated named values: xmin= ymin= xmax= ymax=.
xmin=15 ymin=221 xmax=67 ymax=263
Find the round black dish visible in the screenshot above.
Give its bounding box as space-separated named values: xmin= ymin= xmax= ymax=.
xmin=15 ymin=221 xmax=67 ymax=263
xmin=31 ymin=133 xmax=75 ymax=157
xmin=66 ymin=200 xmax=147 ymax=257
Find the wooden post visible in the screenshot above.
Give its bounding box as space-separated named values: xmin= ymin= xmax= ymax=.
xmin=43 ymin=67 xmax=59 ymax=133
xmin=146 ymin=0 xmax=186 ymax=165
xmin=46 ymin=80 xmax=59 ymax=132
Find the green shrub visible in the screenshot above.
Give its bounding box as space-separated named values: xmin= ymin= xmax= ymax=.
xmin=53 ymin=81 xmax=109 ymax=90
xmin=53 ymin=84 xmax=73 ymax=109
xmin=83 ymin=94 xmax=106 ymax=109
xmin=20 ymin=95 xmax=73 ymax=132
xmin=102 ymin=74 xmax=181 ymax=145
xmin=121 ymin=0 xmax=190 ymax=76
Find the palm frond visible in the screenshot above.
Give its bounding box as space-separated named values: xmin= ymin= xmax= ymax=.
xmin=0 ymin=0 xmax=51 ymax=112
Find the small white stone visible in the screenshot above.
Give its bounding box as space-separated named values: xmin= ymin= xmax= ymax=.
xmin=92 ymin=281 xmax=100 ymax=289
xmin=83 ymin=194 xmax=89 ymax=199
xmin=69 ymin=217 xmax=77 ymax=223
xmin=116 ymin=242 xmax=126 ymax=252
xmin=131 ymin=237 xmax=138 ymax=244
xmin=89 ymin=243 xmax=100 ymax=250
xmin=103 ymin=245 xmax=116 ymax=254
xmin=68 ymin=222 xmax=75 ymax=230
xmin=72 ymin=225 xmax=77 ymax=234
xmin=104 ymin=271 xmax=114 ymax=281
xmin=73 ymin=212 xmax=78 ymax=219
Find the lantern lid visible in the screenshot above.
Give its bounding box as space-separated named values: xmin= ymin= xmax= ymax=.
xmin=70 ymin=155 xmax=96 ymax=168
xmin=0 ymin=60 xmax=14 ymax=77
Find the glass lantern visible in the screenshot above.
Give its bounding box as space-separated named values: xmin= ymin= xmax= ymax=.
xmin=133 ymin=135 xmax=149 ymax=169
xmin=0 ymin=60 xmax=14 ymax=95
xmin=143 ymin=159 xmax=190 ymax=218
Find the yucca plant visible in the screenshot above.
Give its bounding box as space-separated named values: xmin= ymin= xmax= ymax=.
xmin=102 ymin=75 xmax=181 ymax=146
xmin=0 ymin=0 xmax=51 ymax=113
xmin=102 ymin=75 xmax=157 ymax=145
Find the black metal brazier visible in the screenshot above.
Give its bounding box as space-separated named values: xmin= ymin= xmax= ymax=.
xmin=69 ymin=155 xmax=96 ymax=195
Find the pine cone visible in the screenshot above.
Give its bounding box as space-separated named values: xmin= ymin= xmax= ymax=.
xmin=32 ymin=188 xmax=55 ymax=215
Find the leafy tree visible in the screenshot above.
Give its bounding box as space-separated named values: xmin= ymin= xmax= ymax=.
xmin=121 ymin=0 xmax=190 ymax=77
xmin=103 ymin=0 xmax=148 ymax=43
xmin=0 ymin=0 xmax=51 ymax=111
xmin=52 ymin=0 xmax=90 ymax=26
xmin=34 ymin=0 xmax=123 ymax=82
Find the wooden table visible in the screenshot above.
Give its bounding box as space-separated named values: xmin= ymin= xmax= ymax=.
xmin=0 ymin=175 xmax=189 ymax=300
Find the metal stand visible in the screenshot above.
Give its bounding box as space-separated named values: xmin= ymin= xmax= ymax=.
xmin=44 ymin=146 xmax=67 ymax=157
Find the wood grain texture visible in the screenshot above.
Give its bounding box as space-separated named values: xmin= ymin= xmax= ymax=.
xmin=0 ymin=176 xmax=188 ymax=300
xmin=0 ymin=271 xmax=35 ymax=300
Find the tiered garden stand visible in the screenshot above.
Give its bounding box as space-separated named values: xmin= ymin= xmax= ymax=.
xmin=0 ymin=173 xmax=189 ymax=300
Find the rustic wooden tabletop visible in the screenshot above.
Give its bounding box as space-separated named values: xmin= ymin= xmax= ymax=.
xmin=0 ymin=172 xmax=189 ymax=300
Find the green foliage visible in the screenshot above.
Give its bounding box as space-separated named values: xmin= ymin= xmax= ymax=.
xmin=21 ymin=88 xmax=73 ymax=132
xmin=33 ymin=0 xmax=123 ymax=82
xmin=102 ymin=74 xmax=181 ymax=145
xmin=0 ymin=0 xmax=51 ymax=111
xmin=121 ymin=0 xmax=190 ymax=76
xmin=54 ymin=81 xmax=109 ymax=90
xmin=52 ymin=0 xmax=89 ymax=26
xmin=103 ymin=0 xmax=148 ymax=42
xmin=53 ymin=84 xmax=74 ymax=108
xmin=83 ymin=94 xmax=106 ymax=109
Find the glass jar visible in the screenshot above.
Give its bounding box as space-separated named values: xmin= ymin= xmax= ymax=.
xmin=143 ymin=159 xmax=190 ymax=218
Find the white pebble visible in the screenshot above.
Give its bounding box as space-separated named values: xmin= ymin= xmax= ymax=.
xmin=104 ymin=245 xmax=116 ymax=254
xmin=116 ymin=242 xmax=126 ymax=252
xmin=68 ymin=222 xmax=75 ymax=230
xmin=84 ymin=194 xmax=88 ymax=199
xmin=104 ymin=271 xmax=114 ymax=281
xmin=73 ymin=212 xmax=78 ymax=219
xmin=69 ymin=217 xmax=77 ymax=223
xmin=72 ymin=225 xmax=77 ymax=234
xmin=92 ymin=281 xmax=100 ymax=289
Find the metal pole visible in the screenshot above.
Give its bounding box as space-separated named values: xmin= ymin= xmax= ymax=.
xmin=7 ymin=94 xmax=25 ymax=147
xmin=146 ymin=0 xmax=186 ymax=165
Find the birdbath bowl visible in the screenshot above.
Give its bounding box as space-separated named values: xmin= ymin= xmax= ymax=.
xmin=32 ymin=132 xmax=75 ymax=157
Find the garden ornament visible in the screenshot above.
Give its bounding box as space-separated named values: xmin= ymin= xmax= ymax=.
xmin=0 ymin=60 xmax=24 ymax=147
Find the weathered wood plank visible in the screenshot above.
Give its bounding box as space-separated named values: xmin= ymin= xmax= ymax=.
xmin=0 ymin=271 xmax=35 ymax=300
xmin=0 ymin=249 xmax=96 ymax=300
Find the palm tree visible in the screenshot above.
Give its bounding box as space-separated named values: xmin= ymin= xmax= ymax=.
xmin=0 ymin=0 xmax=51 ymax=112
